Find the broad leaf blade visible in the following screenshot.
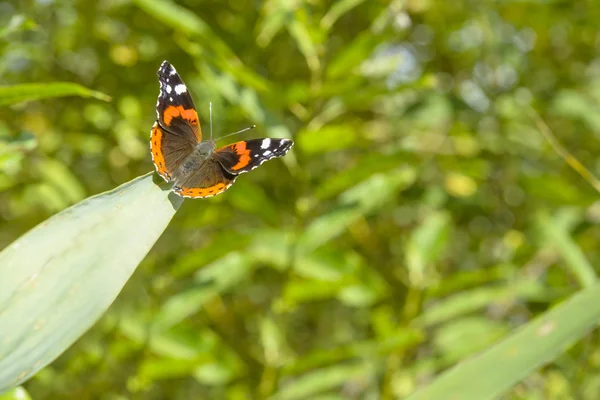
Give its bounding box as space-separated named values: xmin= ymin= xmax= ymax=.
xmin=0 ymin=83 xmax=111 ymax=106
xmin=0 ymin=173 xmax=181 ymax=392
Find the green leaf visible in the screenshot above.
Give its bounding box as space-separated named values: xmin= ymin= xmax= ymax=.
xmin=256 ymin=0 xmax=294 ymax=47
xmin=272 ymin=363 xmax=369 ymax=400
xmin=288 ymin=19 xmax=320 ymax=72
xmin=285 ymin=329 xmax=423 ymax=375
xmin=0 ymin=15 xmax=37 ymax=39
xmin=321 ymin=0 xmax=368 ymax=31
xmin=0 ymin=83 xmax=111 ymax=106
xmin=433 ymin=317 xmax=510 ymax=362
xmin=406 ymin=282 xmax=600 ymax=400
xmin=132 ymin=0 xmax=209 ymax=36
xmin=260 ymin=317 xmax=294 ymax=367
xmin=0 ymin=133 xmax=37 ymax=156
xmin=416 ymin=281 xmax=564 ymax=327
xmin=296 ymin=124 xmax=359 ymax=155
xmin=552 ymin=89 xmax=600 ymax=134
xmin=153 ymin=253 xmax=253 ymax=331
xmin=0 ymin=387 xmax=31 ymax=400
xmin=119 ymin=316 xmax=202 ymax=360
xmin=136 ymin=0 xmax=272 ymax=93
xmin=326 ymin=33 xmax=379 ymax=79
xmin=37 ymin=158 xmax=86 ymax=205
xmin=193 ymin=362 xmax=236 ymax=385
xmin=152 ymin=286 xmax=217 ymax=333
xmin=405 ymin=211 xmax=452 ymax=288
xmin=296 ymin=206 xmax=362 ymax=256
xmin=315 ymin=152 xmax=416 ymax=200
xmin=537 ymin=211 xmax=597 ymax=288
xmin=0 ymin=173 xmax=181 ymax=392
xmin=340 ymin=167 xmax=416 ymax=212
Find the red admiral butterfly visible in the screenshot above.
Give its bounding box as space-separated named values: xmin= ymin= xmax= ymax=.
xmin=150 ymin=61 xmax=293 ymax=198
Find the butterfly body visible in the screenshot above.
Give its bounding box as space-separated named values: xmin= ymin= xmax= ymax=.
xmin=150 ymin=61 xmax=293 ymax=198
xmin=174 ymin=140 xmax=216 ymax=181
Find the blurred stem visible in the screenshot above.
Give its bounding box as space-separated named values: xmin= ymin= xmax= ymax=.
xmin=528 ymin=107 xmax=600 ymax=193
xmin=258 ymin=366 xmax=278 ymax=399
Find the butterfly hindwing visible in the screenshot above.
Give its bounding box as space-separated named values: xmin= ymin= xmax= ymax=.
xmin=214 ymin=138 xmax=293 ymax=175
xmin=173 ymin=159 xmax=237 ymax=199
xmin=151 ymin=122 xmax=199 ymax=182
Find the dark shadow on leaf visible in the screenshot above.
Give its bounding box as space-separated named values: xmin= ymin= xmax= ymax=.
xmin=151 ymin=172 xmax=183 ymax=210
xmin=168 ymin=191 xmax=184 ymax=210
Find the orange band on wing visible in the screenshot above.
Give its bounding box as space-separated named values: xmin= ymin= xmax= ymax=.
xmin=163 ymin=105 xmax=198 ymax=126
xmin=231 ymin=142 xmax=251 ymax=171
xmin=175 ymin=183 xmax=230 ymax=198
xmin=162 ymin=105 xmax=202 ymax=142
xmin=150 ymin=123 xmax=170 ymax=181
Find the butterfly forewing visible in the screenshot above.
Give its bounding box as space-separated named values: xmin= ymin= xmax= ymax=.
xmin=214 ymin=138 xmax=294 ymax=175
xmin=151 ymin=61 xmax=204 ymax=181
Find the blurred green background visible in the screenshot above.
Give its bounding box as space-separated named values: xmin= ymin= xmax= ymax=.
xmin=3 ymin=0 xmax=600 ymax=398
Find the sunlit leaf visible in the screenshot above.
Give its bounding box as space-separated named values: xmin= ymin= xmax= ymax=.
xmin=272 ymin=363 xmax=369 ymax=400
xmin=405 ymin=211 xmax=452 ymax=288
xmin=288 ymin=19 xmax=320 ymax=72
xmin=416 ymin=281 xmax=565 ymax=327
xmin=296 ymin=206 xmax=362 ymax=256
xmin=296 ymin=124 xmax=359 ymax=154
xmin=0 ymin=83 xmax=110 ymax=106
xmin=0 ymin=15 xmax=37 ymax=39
xmin=537 ymin=211 xmax=597 ymax=288
xmin=132 ymin=0 xmax=209 ymax=36
xmin=433 ymin=317 xmax=510 ymax=362
xmin=256 ymin=0 xmax=294 ymax=47
xmin=0 ymin=173 xmax=181 ymax=392
xmin=0 ymin=387 xmax=31 ymax=400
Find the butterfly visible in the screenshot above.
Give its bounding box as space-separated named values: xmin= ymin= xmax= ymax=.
xmin=150 ymin=61 xmax=294 ymax=198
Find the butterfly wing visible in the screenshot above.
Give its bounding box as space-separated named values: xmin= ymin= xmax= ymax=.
xmin=173 ymin=159 xmax=237 ymax=199
xmin=151 ymin=60 xmax=202 ymax=181
xmin=214 ymin=138 xmax=294 ymax=175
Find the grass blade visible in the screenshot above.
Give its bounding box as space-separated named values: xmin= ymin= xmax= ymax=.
xmin=406 ymin=282 xmax=600 ymax=400
xmin=537 ymin=211 xmax=597 ymax=288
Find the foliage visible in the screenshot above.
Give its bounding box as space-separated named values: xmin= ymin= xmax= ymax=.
xmin=2 ymin=0 xmax=600 ymax=399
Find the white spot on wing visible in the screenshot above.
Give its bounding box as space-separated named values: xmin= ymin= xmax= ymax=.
xmin=174 ymin=84 xmax=187 ymax=94
xmin=261 ymin=138 xmax=271 ymax=149
xmin=166 ymin=85 xmax=172 ymax=94
xmin=263 ymin=150 xmax=272 ymax=156
xmin=169 ymin=65 xmax=177 ymax=75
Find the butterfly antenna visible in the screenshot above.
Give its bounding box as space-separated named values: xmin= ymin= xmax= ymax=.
xmin=209 ymin=102 xmax=213 ymax=141
xmin=217 ymin=125 xmax=256 ymax=141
